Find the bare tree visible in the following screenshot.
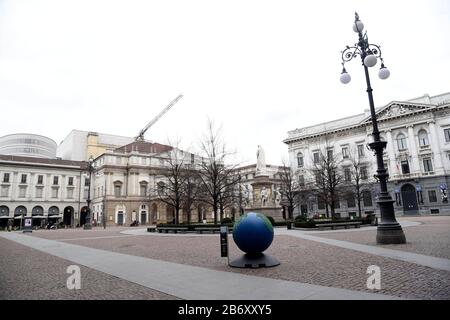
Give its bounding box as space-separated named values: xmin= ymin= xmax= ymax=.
xmin=308 ymin=147 xmax=344 ymax=219
xmin=180 ymin=165 xmax=204 ymax=224
xmin=278 ymin=159 xmax=299 ymax=220
xmin=342 ymin=148 xmax=370 ymax=218
xmin=197 ymin=120 xmax=241 ymax=224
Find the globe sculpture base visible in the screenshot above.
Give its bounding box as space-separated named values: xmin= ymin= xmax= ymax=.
xmin=229 ymin=252 xmax=280 ymax=268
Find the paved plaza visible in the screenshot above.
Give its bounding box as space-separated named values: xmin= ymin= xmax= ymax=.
xmin=0 ymin=216 xmax=449 ymax=300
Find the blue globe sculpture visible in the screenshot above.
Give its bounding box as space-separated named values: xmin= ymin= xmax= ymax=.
xmin=232 ymin=212 xmax=274 ymax=255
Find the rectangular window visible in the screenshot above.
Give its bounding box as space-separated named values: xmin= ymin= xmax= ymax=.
xmin=428 ymin=190 xmax=437 ymax=203
xmin=68 ymin=177 xmax=74 ymax=186
xmin=444 ymin=128 xmax=450 ymax=142
xmin=19 ymin=186 xmax=26 ymax=198
xmin=297 ymin=155 xmax=304 ymax=167
xmin=53 ymin=176 xmax=59 ymax=185
xmin=327 ymin=150 xmax=334 ymax=161
xmin=423 ymin=158 xmax=433 ymax=172
xmin=313 ymin=152 xmax=320 ymax=164
xmin=35 ymin=187 xmax=43 ymax=198
xmin=84 ymin=178 xmax=90 ymax=187
xmin=114 ymin=185 xmax=121 ymax=197
xmin=1 ymin=186 xmax=9 ymax=197
xmin=342 ymin=147 xmax=349 ymax=159
xmin=346 ymin=193 xmax=356 ymax=208
xmin=67 ymin=188 xmax=74 ymax=199
xmin=52 ymin=188 xmax=58 ymax=198
xmin=344 ymin=168 xmax=351 ymax=182
xmin=401 ymin=161 xmax=410 ymax=174
xmin=360 ymin=166 xmax=368 ymax=180
xmin=21 ymin=174 xmax=27 ymax=184
xmin=140 ymin=185 xmax=147 ymax=197
xmin=37 ymin=175 xmax=43 ymax=185
xmin=357 ymin=144 xmax=365 ymax=157
xmin=363 ymin=191 xmax=373 ymax=207
xmin=3 ymin=173 xmax=10 ymax=183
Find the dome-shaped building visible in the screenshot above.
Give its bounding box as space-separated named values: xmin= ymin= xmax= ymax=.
xmin=0 ymin=133 xmax=57 ymax=159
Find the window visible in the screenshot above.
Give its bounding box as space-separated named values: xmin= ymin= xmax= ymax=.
xmin=346 ymin=193 xmax=356 ymax=208
xmin=444 ymin=128 xmax=450 ymax=142
xmin=3 ymin=173 xmax=10 ymax=183
xmin=84 ymin=178 xmax=90 ymax=187
xmin=418 ymin=130 xmax=429 ymax=147
xmin=362 ymin=190 xmax=373 ymax=207
xmin=1 ymin=186 xmax=9 ymax=197
xmin=53 ymin=176 xmax=59 ymax=185
xmin=357 ymin=144 xmax=365 ymax=157
xmin=52 ymin=188 xmax=58 ymax=198
xmin=401 ymin=160 xmax=410 ymax=174
xmin=19 ymin=186 xmax=26 ymax=198
xmin=360 ymin=166 xmax=368 ymax=180
xmin=21 ymin=174 xmax=27 ymax=184
xmin=327 ymin=149 xmax=334 ymax=161
xmin=114 ymin=184 xmax=122 ymax=197
xmin=428 ymin=190 xmax=437 ymax=203
xmin=423 ymin=158 xmax=433 ymax=172
xmin=298 ymin=175 xmax=305 ymax=187
xmin=342 ymin=147 xmax=349 ymax=159
xmin=313 ymin=152 xmax=320 ymax=164
xmin=35 ymin=187 xmax=43 ymax=198
xmin=68 ymin=177 xmax=74 ymax=186
xmin=397 ymin=133 xmax=407 ymax=150
xmin=191 ymin=153 xmax=195 ymax=164
xmin=297 ymin=152 xmax=304 ymax=167
xmin=140 ymin=183 xmax=147 ymax=197
xmin=317 ymin=197 xmax=325 ymax=209
xmin=344 ymin=167 xmax=351 ymax=182
xmin=37 ymin=175 xmax=43 ymax=185
xmin=314 ymin=171 xmax=321 ymax=184
xmin=67 ymin=188 xmax=74 ymax=199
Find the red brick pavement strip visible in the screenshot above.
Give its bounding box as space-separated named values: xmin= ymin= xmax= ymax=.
xmin=49 ymin=231 xmax=450 ymax=300
xmin=314 ymin=216 xmax=450 ymax=260
xmin=0 ymin=237 xmax=178 ymax=300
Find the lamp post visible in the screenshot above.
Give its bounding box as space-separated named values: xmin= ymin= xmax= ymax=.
xmin=340 ymin=12 xmax=406 ymax=244
xmin=83 ymin=156 xmax=94 ymax=230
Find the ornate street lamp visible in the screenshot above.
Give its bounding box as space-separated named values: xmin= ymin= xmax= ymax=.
xmin=340 ymin=13 xmax=406 ymax=244
xmin=83 ymin=156 xmax=94 ymax=230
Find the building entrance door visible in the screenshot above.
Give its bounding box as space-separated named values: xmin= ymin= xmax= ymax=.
xmin=401 ymin=184 xmax=419 ymax=215
xmin=140 ymin=212 xmax=146 ymax=225
xmin=117 ymin=213 xmax=124 ymax=225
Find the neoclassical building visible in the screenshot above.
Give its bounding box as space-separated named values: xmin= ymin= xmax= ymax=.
xmin=0 ymin=154 xmax=90 ymax=228
xmin=284 ymin=92 xmax=450 ymax=217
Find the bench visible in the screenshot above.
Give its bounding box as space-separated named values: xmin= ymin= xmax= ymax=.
xmin=157 ymin=227 xmax=188 ymax=234
xmin=315 ymin=221 xmax=362 ymax=230
xmin=195 ymin=227 xmax=221 ymax=234
xmin=147 ymin=227 xmax=157 ymax=233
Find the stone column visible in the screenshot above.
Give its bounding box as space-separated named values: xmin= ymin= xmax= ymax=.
xmin=407 ymin=125 xmax=420 ymax=173
xmin=428 ymin=120 xmax=444 ymax=173
xmin=385 ymin=130 xmax=398 ymax=176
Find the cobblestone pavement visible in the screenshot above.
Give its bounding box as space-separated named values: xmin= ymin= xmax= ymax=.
xmin=37 ymin=228 xmax=450 ymax=300
xmin=315 ymin=216 xmax=450 ymax=259
xmin=0 ymin=237 xmax=177 ymax=300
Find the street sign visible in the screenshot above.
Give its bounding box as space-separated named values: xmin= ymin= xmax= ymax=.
xmin=416 ymin=185 xmax=422 ymax=192
xmin=220 ymin=226 xmax=229 ymax=259
xmin=440 ymin=183 xmax=447 ymax=190
xmin=23 ymin=217 xmax=33 ymax=233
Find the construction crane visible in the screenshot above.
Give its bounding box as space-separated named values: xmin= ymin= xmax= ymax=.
xmin=135 ymin=94 xmax=183 ymax=141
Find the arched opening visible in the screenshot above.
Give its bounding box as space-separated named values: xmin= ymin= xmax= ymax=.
xmin=401 ymin=184 xmax=419 ymax=215
xmin=418 ymin=129 xmax=429 ymax=147
xmin=0 ymin=206 xmax=9 ymax=229
xmin=80 ymin=206 xmax=88 ymax=226
xmin=63 ymin=206 xmax=74 ymax=226
xmin=48 ymin=206 xmax=60 ymax=225
xmin=151 ymin=203 xmax=157 ymax=224
xmin=166 ymin=205 xmax=175 ymax=224
xmin=139 ymin=204 xmax=148 ymax=225
xmin=32 ymin=206 xmax=44 ymax=228
xmin=14 ymin=206 xmax=27 ymax=227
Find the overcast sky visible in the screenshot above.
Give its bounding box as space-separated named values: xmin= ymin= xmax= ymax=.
xmin=0 ymin=0 xmax=449 ymax=165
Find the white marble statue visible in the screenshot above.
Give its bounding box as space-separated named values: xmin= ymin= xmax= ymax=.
xmin=273 ymin=186 xmax=281 ymax=205
xmin=261 ymin=186 xmax=268 ymax=207
xmin=256 ymin=145 xmax=267 ymax=176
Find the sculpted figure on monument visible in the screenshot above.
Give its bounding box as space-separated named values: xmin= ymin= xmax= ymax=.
xmin=261 ymin=186 xmax=268 ymax=207
xmin=256 ymin=145 xmax=267 ymax=176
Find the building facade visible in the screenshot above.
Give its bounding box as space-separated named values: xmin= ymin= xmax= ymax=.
xmin=0 ymin=133 xmax=57 ymax=159
xmin=284 ymin=92 xmax=450 ymax=217
xmin=57 ymin=129 xmax=134 ymax=161
xmin=0 ymin=155 xmax=90 ymax=229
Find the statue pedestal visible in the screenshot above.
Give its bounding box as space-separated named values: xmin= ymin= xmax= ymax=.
xmin=248 ymin=174 xmax=284 ymax=222
xmin=244 ymin=207 xmax=284 ymax=222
